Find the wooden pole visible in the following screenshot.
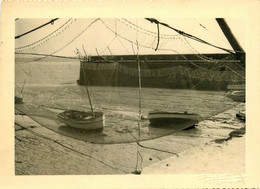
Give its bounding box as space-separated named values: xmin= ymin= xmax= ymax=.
xmin=216 ymin=18 xmax=245 ymax=66
xmin=77 ymin=48 xmax=95 ymax=118
xmin=81 ymin=64 xmax=95 ymax=118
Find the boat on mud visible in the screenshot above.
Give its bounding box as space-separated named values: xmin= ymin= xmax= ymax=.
xmin=226 ymin=90 xmax=245 ymax=102
xmin=148 ymin=110 xmax=202 ymax=127
xmin=57 ymin=48 xmax=105 ymax=131
xmin=57 ymin=110 xmax=104 ymax=131
xmin=226 ymin=84 xmax=245 ymax=102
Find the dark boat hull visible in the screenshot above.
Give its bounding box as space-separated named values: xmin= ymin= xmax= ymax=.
xmin=148 ymin=111 xmax=202 ymax=128
xmin=226 ymin=84 xmax=245 ymax=102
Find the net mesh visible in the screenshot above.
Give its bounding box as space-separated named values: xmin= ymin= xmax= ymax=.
xmin=15 ymin=18 xmax=245 ymax=144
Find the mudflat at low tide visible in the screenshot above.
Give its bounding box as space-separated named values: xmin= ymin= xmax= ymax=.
xmin=15 ymin=103 xmax=245 ymax=175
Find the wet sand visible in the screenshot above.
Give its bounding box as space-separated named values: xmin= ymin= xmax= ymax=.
xmin=15 ymin=103 xmax=245 ymax=175
xmin=142 ymin=134 xmax=245 ymax=174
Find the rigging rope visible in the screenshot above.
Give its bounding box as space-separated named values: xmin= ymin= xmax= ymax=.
xmin=145 ymin=18 xmax=236 ymax=55
xmin=155 ymin=23 xmax=160 ymax=51
xmin=116 ymin=36 xmax=131 ymax=54
xmin=225 ymin=66 xmax=245 ymax=79
xmin=101 ymin=19 xmax=212 ymax=69
xmin=100 ymin=18 xmax=239 ymax=82
xmin=181 ymin=35 xmax=245 ymax=72
xmin=15 ymin=18 xmax=59 ymax=39
xmin=181 ymin=36 xmax=216 ymax=62
xmin=19 ymin=79 xmax=27 ymax=98
xmin=17 ymin=19 xmax=100 ymax=64
xmin=16 ymin=63 xmax=32 ymax=76
xmin=101 ymin=37 xmax=116 ymax=55
xmin=15 ymin=52 xmax=79 ymax=60
xmin=120 ymin=18 xmax=180 ymax=39
xmin=99 ymin=18 xmax=245 ymax=82
xmin=16 ymin=19 xmax=74 ymax=51
xmin=193 ymin=18 xmax=230 ymax=47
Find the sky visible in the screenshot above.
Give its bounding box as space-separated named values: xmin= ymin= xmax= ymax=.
xmin=14 ymin=18 xmax=245 ymax=57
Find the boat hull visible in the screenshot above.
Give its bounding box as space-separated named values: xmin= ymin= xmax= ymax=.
xmin=57 ymin=110 xmax=104 ymax=131
xmin=226 ymin=90 xmax=245 ymax=102
xmin=148 ymin=111 xmax=201 ymax=127
xmin=227 ymin=84 xmax=245 ymax=90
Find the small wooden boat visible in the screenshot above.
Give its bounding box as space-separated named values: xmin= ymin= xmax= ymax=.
xmin=226 ymin=84 xmax=245 ymax=102
xmin=57 ymin=48 xmax=105 ymax=132
xmin=148 ymin=110 xmax=202 ymax=127
xmin=226 ymin=90 xmax=245 ymax=102
xmin=227 ymin=84 xmax=245 ymax=91
xmin=58 ymin=110 xmax=104 ymax=131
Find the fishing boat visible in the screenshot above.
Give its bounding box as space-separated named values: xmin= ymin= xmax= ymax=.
xmin=226 ymin=90 xmax=245 ymax=102
xmin=148 ymin=110 xmax=202 ymax=127
xmin=57 ymin=48 xmax=105 ymax=131
xmin=57 ymin=110 xmax=104 ymax=131
xmin=227 ymin=84 xmax=245 ymax=91
xmin=226 ymin=84 xmax=245 ymax=102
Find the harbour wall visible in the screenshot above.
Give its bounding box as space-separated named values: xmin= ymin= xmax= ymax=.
xmin=78 ymin=54 xmax=245 ymax=91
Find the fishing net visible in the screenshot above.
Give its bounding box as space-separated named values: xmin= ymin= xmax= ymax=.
xmin=15 ymin=18 xmax=245 ymax=145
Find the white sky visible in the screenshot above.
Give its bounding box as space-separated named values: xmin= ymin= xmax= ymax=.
xmin=15 ymin=18 xmax=245 ymax=57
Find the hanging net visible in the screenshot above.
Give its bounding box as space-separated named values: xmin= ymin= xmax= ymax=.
xmin=15 ymin=18 xmax=245 ymax=144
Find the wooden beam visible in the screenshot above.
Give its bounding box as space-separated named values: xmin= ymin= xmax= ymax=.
xmin=216 ymin=18 xmax=245 ymax=53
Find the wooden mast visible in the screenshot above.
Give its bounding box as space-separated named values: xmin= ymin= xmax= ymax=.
xmin=77 ymin=48 xmax=95 ymax=118
xmin=216 ymin=18 xmax=245 ymax=66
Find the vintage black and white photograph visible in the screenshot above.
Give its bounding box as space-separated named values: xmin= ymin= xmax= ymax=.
xmin=14 ymin=17 xmax=246 ymax=175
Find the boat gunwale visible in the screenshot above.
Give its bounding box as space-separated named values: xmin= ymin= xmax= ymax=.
xmin=57 ymin=110 xmax=104 ymax=124
xmin=57 ymin=115 xmax=104 ymax=124
xmin=148 ymin=111 xmax=199 ymax=116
